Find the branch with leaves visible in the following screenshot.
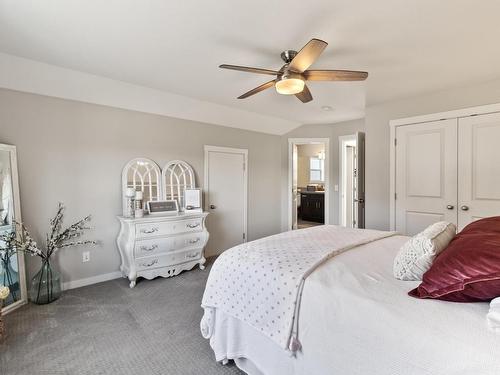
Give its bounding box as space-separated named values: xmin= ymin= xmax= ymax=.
xmin=44 ymin=203 xmax=97 ymax=259
xmin=1 ymin=203 xmax=97 ymax=262
xmin=0 ymin=222 xmax=42 ymax=260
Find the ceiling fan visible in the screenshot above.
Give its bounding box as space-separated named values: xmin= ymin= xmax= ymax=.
xmin=220 ymin=38 xmax=368 ymax=103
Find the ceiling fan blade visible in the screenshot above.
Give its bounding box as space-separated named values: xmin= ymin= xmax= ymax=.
xmin=295 ymin=84 xmax=313 ymax=103
xmin=220 ymin=64 xmax=279 ymax=76
xmin=288 ymin=38 xmax=328 ymax=73
xmin=303 ymin=70 xmax=368 ymax=81
xmin=238 ymin=80 xmax=276 ymax=99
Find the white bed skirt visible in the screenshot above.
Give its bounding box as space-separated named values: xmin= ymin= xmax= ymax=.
xmin=209 ymin=308 xmax=313 ymax=375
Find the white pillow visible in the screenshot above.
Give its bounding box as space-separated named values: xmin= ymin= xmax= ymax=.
xmin=393 ymin=221 xmax=456 ymax=281
xmin=487 ymin=297 xmax=500 ymax=333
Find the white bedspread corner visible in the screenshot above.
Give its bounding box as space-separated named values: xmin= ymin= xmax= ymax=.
xmin=201 ymin=225 xmax=395 ymax=353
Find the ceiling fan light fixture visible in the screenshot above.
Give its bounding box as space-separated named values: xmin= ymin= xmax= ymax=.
xmin=275 ymin=74 xmax=305 ymax=95
xmin=220 ymin=38 xmax=368 ymax=102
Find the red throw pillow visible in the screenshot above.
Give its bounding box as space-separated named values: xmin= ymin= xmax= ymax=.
xmin=409 ymin=216 xmax=500 ymax=302
xmin=459 ymin=216 xmax=500 ymax=235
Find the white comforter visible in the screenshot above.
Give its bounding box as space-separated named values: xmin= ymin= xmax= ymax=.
xmin=201 ymin=225 xmax=394 ymax=351
xmin=204 ymin=233 xmax=500 ymax=375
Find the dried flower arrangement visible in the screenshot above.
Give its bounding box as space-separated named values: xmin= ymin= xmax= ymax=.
xmin=1 ymin=203 xmax=97 ymax=304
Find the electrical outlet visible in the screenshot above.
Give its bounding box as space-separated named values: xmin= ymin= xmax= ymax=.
xmin=82 ymin=251 xmax=90 ymax=263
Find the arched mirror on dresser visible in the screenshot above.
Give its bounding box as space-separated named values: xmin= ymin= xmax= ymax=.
xmin=0 ymin=144 xmax=27 ymax=313
xmin=121 ymin=158 xmax=162 ymax=208
xmin=162 ymin=160 xmax=196 ymax=211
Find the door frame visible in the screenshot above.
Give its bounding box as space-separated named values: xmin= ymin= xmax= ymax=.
xmin=338 ymin=134 xmax=357 ymax=227
xmin=389 ymin=102 xmax=500 ymax=231
xmin=287 ymin=138 xmax=330 ymax=230
xmin=204 ymin=145 xmax=248 ymax=242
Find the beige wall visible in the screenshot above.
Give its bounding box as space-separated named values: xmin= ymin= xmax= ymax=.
xmin=281 ymin=78 xmax=500 ymax=232
xmin=4 ymin=76 xmax=500 ymax=287
xmin=0 ymin=88 xmax=283 ymax=285
xmin=283 ymin=79 xmax=500 ymax=232
xmin=296 ymin=144 xmax=325 ymax=188
xmin=281 ymin=119 xmax=365 ymax=230
xmin=365 ymin=78 xmax=500 ymax=230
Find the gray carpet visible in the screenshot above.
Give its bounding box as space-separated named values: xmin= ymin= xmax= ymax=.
xmin=0 ymin=261 xmax=244 ymax=375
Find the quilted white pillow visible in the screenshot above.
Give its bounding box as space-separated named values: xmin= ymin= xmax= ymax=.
xmin=393 ymin=221 xmax=457 ymax=281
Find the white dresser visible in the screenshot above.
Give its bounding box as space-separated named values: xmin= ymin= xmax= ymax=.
xmin=116 ymin=212 xmax=209 ymax=288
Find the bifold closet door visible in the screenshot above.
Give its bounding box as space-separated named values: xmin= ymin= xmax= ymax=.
xmin=395 ymin=119 xmax=457 ymax=235
xmin=458 ymin=113 xmax=500 ymax=230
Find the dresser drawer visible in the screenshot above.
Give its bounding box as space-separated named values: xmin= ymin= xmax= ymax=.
xmin=134 ymin=237 xmax=175 ymax=258
xmin=136 ymin=218 xmax=203 ymax=239
xmin=135 ymin=249 xmax=203 ymax=271
xmin=176 ymin=232 xmax=206 ymax=249
xmin=134 ymin=232 xmax=206 ymax=258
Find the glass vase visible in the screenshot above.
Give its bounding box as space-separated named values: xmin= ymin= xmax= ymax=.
xmin=29 ymin=260 xmax=61 ymax=305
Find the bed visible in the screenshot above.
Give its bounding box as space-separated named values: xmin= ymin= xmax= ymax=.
xmin=200 ymin=225 xmax=500 ymax=375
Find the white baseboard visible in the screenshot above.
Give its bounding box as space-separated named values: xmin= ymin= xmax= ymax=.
xmin=62 ymin=271 xmax=122 ymax=291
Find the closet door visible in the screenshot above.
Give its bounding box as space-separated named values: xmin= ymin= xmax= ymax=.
xmin=458 ymin=113 xmax=500 ymax=230
xmin=395 ymin=119 xmax=457 ymax=235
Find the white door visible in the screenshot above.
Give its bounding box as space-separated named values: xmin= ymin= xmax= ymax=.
xmin=458 ymin=113 xmax=500 ymax=229
xmin=204 ymin=146 xmax=247 ymax=256
xmin=291 ymin=144 xmax=299 ymax=230
xmin=395 ymin=119 xmax=457 ymax=235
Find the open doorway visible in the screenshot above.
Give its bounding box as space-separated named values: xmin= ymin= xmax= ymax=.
xmin=288 ymin=138 xmax=329 ymax=230
xmin=339 ymin=132 xmax=365 ymax=228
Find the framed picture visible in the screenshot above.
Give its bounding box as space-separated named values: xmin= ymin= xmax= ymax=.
xmin=184 ymin=188 xmax=202 ymax=212
xmin=147 ymin=200 xmax=179 ymax=215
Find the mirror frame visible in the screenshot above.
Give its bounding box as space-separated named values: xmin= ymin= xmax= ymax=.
xmin=0 ymin=144 xmax=27 ymax=314
xmin=121 ymin=158 xmax=162 ymax=211
xmin=162 ymin=160 xmax=196 ymax=211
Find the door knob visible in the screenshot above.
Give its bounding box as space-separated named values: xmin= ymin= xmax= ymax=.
xmin=460 ymin=205 xmax=469 ymax=211
xmin=446 ymin=205 xmax=454 ymax=210
xmin=209 ymin=204 xmax=216 ymax=210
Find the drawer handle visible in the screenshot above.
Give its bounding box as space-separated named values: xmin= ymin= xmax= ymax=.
xmin=140 ymin=259 xmax=159 ymax=267
xmin=189 ymin=238 xmax=200 ymax=244
xmin=140 ymin=244 xmax=158 ymax=252
xmin=140 ymin=227 xmax=159 ymax=234
xmin=186 ymin=223 xmax=200 ymax=229
xmin=186 ymin=253 xmax=199 ymax=259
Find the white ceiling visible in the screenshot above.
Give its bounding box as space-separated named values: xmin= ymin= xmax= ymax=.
xmin=1 ymin=0 xmax=500 ymax=132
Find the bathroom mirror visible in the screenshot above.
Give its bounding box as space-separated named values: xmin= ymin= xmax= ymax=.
xmin=122 ymin=158 xmax=162 ymax=210
xmin=0 ymin=144 xmax=27 ymax=313
xmin=162 ymin=160 xmax=195 ymax=211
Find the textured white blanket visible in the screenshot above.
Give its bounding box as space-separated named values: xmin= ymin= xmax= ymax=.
xmin=201 ymin=225 xmax=395 ymax=352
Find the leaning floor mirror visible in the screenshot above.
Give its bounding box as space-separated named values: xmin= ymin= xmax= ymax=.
xmin=0 ymin=144 xmax=27 ymax=313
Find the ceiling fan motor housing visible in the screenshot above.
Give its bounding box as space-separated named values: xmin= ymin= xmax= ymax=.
xmin=280 ymin=50 xmax=298 ymax=64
